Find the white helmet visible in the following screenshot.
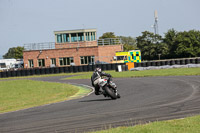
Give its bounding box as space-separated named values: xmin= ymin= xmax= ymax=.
xmin=95 ymin=67 xmax=101 ymax=72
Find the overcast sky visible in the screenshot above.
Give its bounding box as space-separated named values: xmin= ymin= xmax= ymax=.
xmin=0 ymin=0 xmax=200 ymax=56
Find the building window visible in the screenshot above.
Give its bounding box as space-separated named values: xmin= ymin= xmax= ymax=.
xmin=71 ymin=33 xmax=77 ymax=42
xmin=57 ymin=34 xmax=62 ymax=43
xmin=59 ymin=57 xmax=74 ymax=66
xmin=78 ymin=33 xmax=84 ymax=42
xmin=28 ymin=60 xmax=34 ymax=68
xmin=86 ymin=32 xmax=90 ymax=41
xmin=38 ymin=59 xmax=45 ymax=67
xmin=50 ymin=58 xmax=56 ymax=67
xmin=80 ymin=56 xmax=94 ymax=65
xmin=63 ymin=34 xmax=70 ymax=42
xmin=91 ymin=32 xmax=96 ymax=41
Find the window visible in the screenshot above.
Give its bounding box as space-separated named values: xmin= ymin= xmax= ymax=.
xmin=63 ymin=34 xmax=70 ymax=42
xmin=28 ymin=60 xmax=34 ymax=68
xmin=80 ymin=56 xmax=95 ymax=65
xmin=85 ymin=32 xmax=90 ymax=41
xmin=91 ymin=32 xmax=96 ymax=41
xmin=78 ymin=33 xmax=84 ymax=42
xmin=59 ymin=57 xmax=74 ymax=66
xmin=38 ymin=59 xmax=45 ymax=67
xmin=57 ymin=34 xmax=62 ymax=43
xmin=50 ymin=58 xmax=56 ymax=67
xmin=71 ymin=33 xmax=77 ymax=42
xmin=115 ymin=56 xmax=127 ymax=61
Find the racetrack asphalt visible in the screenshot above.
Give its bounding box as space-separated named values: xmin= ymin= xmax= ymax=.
xmin=0 ymin=75 xmax=200 ymax=133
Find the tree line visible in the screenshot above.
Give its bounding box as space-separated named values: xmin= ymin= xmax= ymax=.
xmin=100 ymin=29 xmax=200 ymax=61
xmin=3 ymin=29 xmax=200 ymax=61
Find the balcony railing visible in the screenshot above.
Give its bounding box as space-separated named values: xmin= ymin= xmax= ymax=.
xmin=24 ymin=38 xmax=122 ymax=51
xmin=24 ymin=42 xmax=55 ymax=51
xmin=97 ymin=38 xmax=122 ymax=45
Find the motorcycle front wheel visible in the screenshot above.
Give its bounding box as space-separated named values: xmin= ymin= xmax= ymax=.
xmin=104 ymin=86 xmax=117 ymax=100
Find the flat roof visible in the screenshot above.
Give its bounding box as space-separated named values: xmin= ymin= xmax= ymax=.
xmin=54 ymin=29 xmax=97 ymax=34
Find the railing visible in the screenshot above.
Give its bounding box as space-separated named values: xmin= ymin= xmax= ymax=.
xmin=24 ymin=42 xmax=55 ymax=51
xmin=24 ymin=38 xmax=122 ymax=51
xmin=98 ymin=38 xmax=122 ymax=45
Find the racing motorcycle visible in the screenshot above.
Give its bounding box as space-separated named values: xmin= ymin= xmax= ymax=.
xmin=98 ymin=77 xmax=120 ymax=100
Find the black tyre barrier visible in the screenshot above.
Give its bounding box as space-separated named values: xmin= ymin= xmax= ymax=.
xmin=21 ymin=70 xmax=26 ymax=76
xmin=41 ymin=68 xmax=45 ymax=75
xmin=91 ymin=65 xmax=96 ymax=71
xmin=49 ymin=67 xmax=54 ymax=74
xmin=111 ymin=64 xmax=116 ymax=70
xmin=190 ymin=59 xmax=195 ymax=64
xmin=26 ymin=69 xmax=30 ymax=76
xmin=54 ymin=67 xmax=59 ymax=74
xmin=1 ymin=71 xmax=7 ymax=78
xmin=175 ymin=60 xmax=180 ymax=65
xmin=141 ymin=62 xmax=146 ymax=67
xmin=63 ymin=67 xmax=69 ymax=73
xmin=161 ymin=61 xmax=165 ymax=66
xmin=102 ymin=64 xmax=106 ymax=71
xmin=151 ymin=62 xmax=156 ymax=66
xmin=156 ymin=61 xmax=161 ymax=66
xmin=72 ymin=66 xmax=78 ymax=73
xmin=170 ymin=60 xmax=175 ymax=65
xmin=146 ymin=62 xmax=151 ymax=67
xmin=88 ymin=65 xmax=93 ymax=71
xmin=30 ymin=69 xmax=35 ymax=75
xmin=69 ymin=66 xmax=73 ymax=73
xmin=35 ymin=69 xmax=40 ymax=75
xmin=10 ymin=71 xmax=15 ymax=77
xmin=106 ymin=64 xmax=112 ymax=70
xmin=0 ymin=72 xmax=2 ymax=78
xmin=138 ymin=63 xmax=142 ymax=67
xmin=196 ymin=58 xmax=200 ymax=64
xmin=59 ymin=67 xmax=64 ymax=73
xmin=16 ymin=70 xmax=21 ymax=76
xmin=78 ymin=66 xmax=83 ymax=72
xmin=180 ymin=60 xmax=185 ymax=65
xmin=82 ymin=65 xmax=87 ymax=72
xmin=185 ymin=59 xmax=190 ymax=64
xmin=45 ymin=68 xmax=50 ymax=74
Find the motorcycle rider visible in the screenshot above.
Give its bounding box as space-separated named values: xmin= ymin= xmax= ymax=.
xmin=91 ymin=68 xmax=112 ymax=95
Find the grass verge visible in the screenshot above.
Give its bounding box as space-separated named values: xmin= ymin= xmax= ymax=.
xmin=65 ymin=67 xmax=200 ymax=80
xmin=91 ymin=115 xmax=200 ymax=133
xmin=0 ymin=80 xmax=90 ymax=113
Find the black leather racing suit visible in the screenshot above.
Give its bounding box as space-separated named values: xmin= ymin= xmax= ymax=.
xmin=91 ymin=71 xmax=111 ymax=95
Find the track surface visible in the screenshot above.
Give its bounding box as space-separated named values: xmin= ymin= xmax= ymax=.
xmin=0 ymin=76 xmax=200 ymax=133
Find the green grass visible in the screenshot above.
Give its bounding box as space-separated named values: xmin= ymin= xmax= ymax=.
xmin=65 ymin=67 xmax=200 ymax=80
xmin=91 ymin=115 xmax=200 ymax=133
xmin=0 ymin=80 xmax=84 ymax=113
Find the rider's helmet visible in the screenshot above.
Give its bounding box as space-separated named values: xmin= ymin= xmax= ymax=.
xmin=95 ymin=67 xmax=102 ymax=73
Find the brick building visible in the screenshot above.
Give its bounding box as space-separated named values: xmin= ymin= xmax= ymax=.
xmin=23 ymin=29 xmax=123 ymax=68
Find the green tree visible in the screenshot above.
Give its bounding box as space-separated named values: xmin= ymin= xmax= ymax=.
xmin=3 ymin=46 xmax=24 ymax=59
xmin=99 ymin=32 xmax=116 ymax=39
xmin=118 ymin=36 xmax=138 ymax=51
xmin=174 ymin=30 xmax=200 ymax=58
xmin=136 ymin=31 xmax=165 ymax=60
xmin=163 ymin=29 xmax=178 ymax=58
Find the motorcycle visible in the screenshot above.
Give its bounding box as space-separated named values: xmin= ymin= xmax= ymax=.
xmin=98 ymin=77 xmax=120 ymax=100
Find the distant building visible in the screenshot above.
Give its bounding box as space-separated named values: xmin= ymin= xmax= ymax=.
xmin=23 ymin=29 xmax=123 ymax=68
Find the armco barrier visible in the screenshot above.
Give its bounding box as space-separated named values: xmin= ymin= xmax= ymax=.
xmin=190 ymin=59 xmax=195 ymax=64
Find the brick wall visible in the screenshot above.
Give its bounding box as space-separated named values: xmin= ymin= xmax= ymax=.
xmin=23 ymin=45 xmax=123 ymax=68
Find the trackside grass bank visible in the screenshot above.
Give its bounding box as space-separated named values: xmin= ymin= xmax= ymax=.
xmin=0 ymin=80 xmax=87 ymax=113
xmin=91 ymin=115 xmax=200 ymax=133
xmin=65 ymin=67 xmax=200 ymax=80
